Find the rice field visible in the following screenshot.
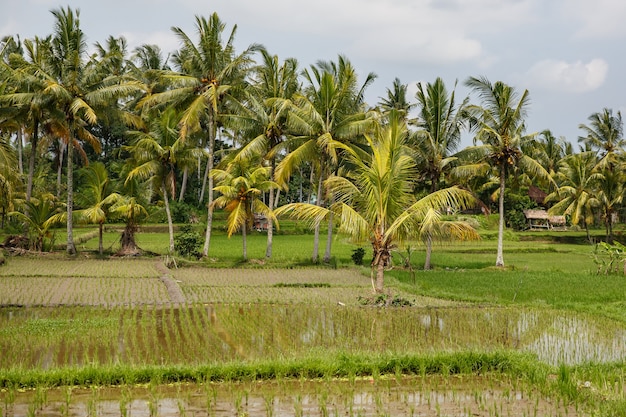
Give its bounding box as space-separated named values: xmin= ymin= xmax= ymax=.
xmin=0 ymin=255 xmax=625 ymax=415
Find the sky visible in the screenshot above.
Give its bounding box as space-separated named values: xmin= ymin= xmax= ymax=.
xmin=2 ymin=0 xmax=626 ymax=149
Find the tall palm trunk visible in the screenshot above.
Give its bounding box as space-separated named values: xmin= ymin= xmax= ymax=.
xmin=312 ymin=172 xmax=323 ymax=263
xmin=16 ymin=128 xmax=23 ymax=175
xmin=265 ymin=186 xmax=275 ymax=258
xmin=323 ymin=212 xmax=333 ymax=263
xmin=496 ymin=164 xmax=506 ymax=267
xmin=57 ymin=142 xmax=65 ymax=199
xmin=424 ymin=235 xmax=433 ymax=270
xmin=242 ymin=221 xmax=247 ymax=261
xmin=66 ymin=138 xmax=76 ymax=255
xmin=26 ymin=120 xmax=39 ymax=203
xmin=178 ymin=167 xmax=188 ymax=202
xmin=162 ymin=181 xmax=175 ymax=253
xmin=98 ymin=222 xmax=104 ymax=255
xmin=202 ymin=117 xmax=216 ymax=257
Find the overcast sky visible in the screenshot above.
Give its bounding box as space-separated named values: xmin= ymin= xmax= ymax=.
xmin=2 ymin=0 xmax=626 ymax=148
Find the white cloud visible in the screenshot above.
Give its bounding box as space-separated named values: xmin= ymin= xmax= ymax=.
xmin=561 ymin=0 xmax=626 ymax=38
xmin=524 ymin=59 xmax=608 ymax=93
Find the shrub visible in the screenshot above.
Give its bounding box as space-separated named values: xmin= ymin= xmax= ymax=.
xmin=174 ymin=225 xmax=203 ymax=258
xmin=351 ymin=247 xmax=366 ymax=265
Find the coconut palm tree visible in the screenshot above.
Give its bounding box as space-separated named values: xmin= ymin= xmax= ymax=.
xmin=29 ymin=7 xmax=142 ymax=254
xmin=11 ymin=195 xmax=60 ymax=251
xmin=379 ymin=77 xmax=414 ymax=121
xmin=230 ymin=48 xmax=299 ymax=258
xmin=276 ymin=55 xmax=376 ymax=263
xmin=276 ymin=113 xmax=475 ymax=293
xmin=210 ymin=156 xmax=278 ymax=260
xmin=578 ymin=108 xmax=624 ymax=171
xmin=73 ymin=162 xmax=122 ymax=255
xmin=125 ymin=108 xmax=203 ymax=253
xmin=457 ymin=76 xmax=549 ymax=267
xmin=546 ymin=152 xmax=600 ymax=242
xmin=140 ymin=13 xmax=260 ymax=258
xmin=413 ymin=78 xmax=468 ymax=193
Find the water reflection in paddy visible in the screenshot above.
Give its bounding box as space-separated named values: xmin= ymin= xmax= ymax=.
xmin=0 ymin=305 xmax=624 ymax=368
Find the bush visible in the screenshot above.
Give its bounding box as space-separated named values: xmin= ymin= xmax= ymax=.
xmin=174 ymin=225 xmax=203 ymax=258
xmin=351 ymin=247 xmax=366 ymax=265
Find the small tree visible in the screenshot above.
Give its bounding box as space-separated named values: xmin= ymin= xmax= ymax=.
xmin=211 ymin=156 xmax=278 ymax=260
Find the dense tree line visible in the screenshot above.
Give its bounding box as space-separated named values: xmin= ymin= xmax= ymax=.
xmin=0 ymin=8 xmax=624 ymax=290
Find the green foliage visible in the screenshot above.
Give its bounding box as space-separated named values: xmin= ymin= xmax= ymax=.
xmin=174 ymin=225 xmax=202 ymax=258
xmin=169 ymin=201 xmax=200 ymax=224
xmin=504 ymin=190 xmax=537 ymax=231
xmin=351 ymin=247 xmax=365 ymax=265
xmin=592 ymin=241 xmax=626 ymax=275
xmin=357 ymin=293 xmax=415 ymax=307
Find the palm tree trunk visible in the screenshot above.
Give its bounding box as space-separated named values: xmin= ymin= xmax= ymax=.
xmin=323 ymin=211 xmax=333 ymax=263
xmin=16 ymin=128 xmax=23 ymax=176
xmin=242 ymin=221 xmax=247 ymax=261
xmin=265 ymin=186 xmax=275 ymax=258
xmin=375 ymin=258 xmax=385 ymax=293
xmin=202 ymin=118 xmax=216 ymax=257
xmin=57 ymin=142 xmax=65 ymax=199
xmin=26 ymin=119 xmax=39 ymax=203
xmin=312 ymin=172 xmax=323 ymax=263
xmin=66 ymin=140 xmax=76 ymax=255
xmin=496 ymin=165 xmax=506 ymax=267
xmin=98 ymin=222 xmax=104 ymax=255
xmin=178 ymin=166 xmax=188 ymax=202
xmin=162 ymin=182 xmax=175 ymax=253
xmin=424 ymin=234 xmax=433 ymax=270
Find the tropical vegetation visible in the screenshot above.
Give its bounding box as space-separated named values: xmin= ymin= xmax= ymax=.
xmin=1 ymin=7 xmax=625 ymax=271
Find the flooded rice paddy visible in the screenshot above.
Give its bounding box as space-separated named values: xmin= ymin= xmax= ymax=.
xmin=3 ymin=375 xmax=585 ymax=417
xmin=0 ymin=304 xmax=624 ymax=369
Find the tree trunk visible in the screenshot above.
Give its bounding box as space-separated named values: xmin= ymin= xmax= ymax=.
xmin=202 ymin=117 xmax=216 ymax=257
xmin=16 ymin=128 xmax=23 ymax=176
xmin=57 ymin=142 xmax=65 ymax=199
xmin=162 ymin=181 xmax=175 ymax=253
xmin=265 ymin=186 xmax=275 ymax=258
xmin=496 ymin=164 xmax=506 ymax=267
xmin=26 ymin=119 xmax=39 ymax=203
xmin=424 ymin=234 xmax=433 ymax=270
xmin=178 ymin=166 xmax=188 ymax=202
xmin=323 ymin=211 xmax=333 ymax=263
xmin=66 ymin=140 xmax=76 ymax=255
xmin=311 ymin=172 xmax=324 ymax=263
xmin=375 ymin=259 xmax=385 ymax=293
xmin=242 ymin=221 xmax=247 ymax=261
xmin=98 ymin=222 xmax=104 ymax=255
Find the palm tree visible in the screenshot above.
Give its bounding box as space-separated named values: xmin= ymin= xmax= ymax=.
xmin=141 ymin=13 xmax=260 ymax=258
xmin=546 ymin=152 xmax=600 ymax=242
xmin=459 ymin=76 xmax=549 ymax=267
xmin=73 ymin=162 xmax=122 ymax=255
xmin=11 ymin=195 xmax=60 ymax=251
xmin=578 ymin=109 xmax=625 ymax=241
xmin=276 ymin=55 xmax=376 ymax=263
xmin=230 ymin=48 xmax=299 ymax=258
xmin=276 ymin=114 xmax=475 ymax=293
xmin=530 ymin=130 xmax=568 ymax=177
xmin=2 ymin=35 xmax=62 ymax=204
xmin=379 ymin=77 xmax=414 ymax=121
xmin=125 ymin=109 xmax=202 ymax=253
xmin=210 ymin=156 xmax=278 ymax=260
xmin=32 ymin=7 xmax=141 ymax=254
xmin=578 ymin=108 xmax=624 ymax=171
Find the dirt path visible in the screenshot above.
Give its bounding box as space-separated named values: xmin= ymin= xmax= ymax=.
xmin=154 ymin=261 xmax=186 ymax=304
